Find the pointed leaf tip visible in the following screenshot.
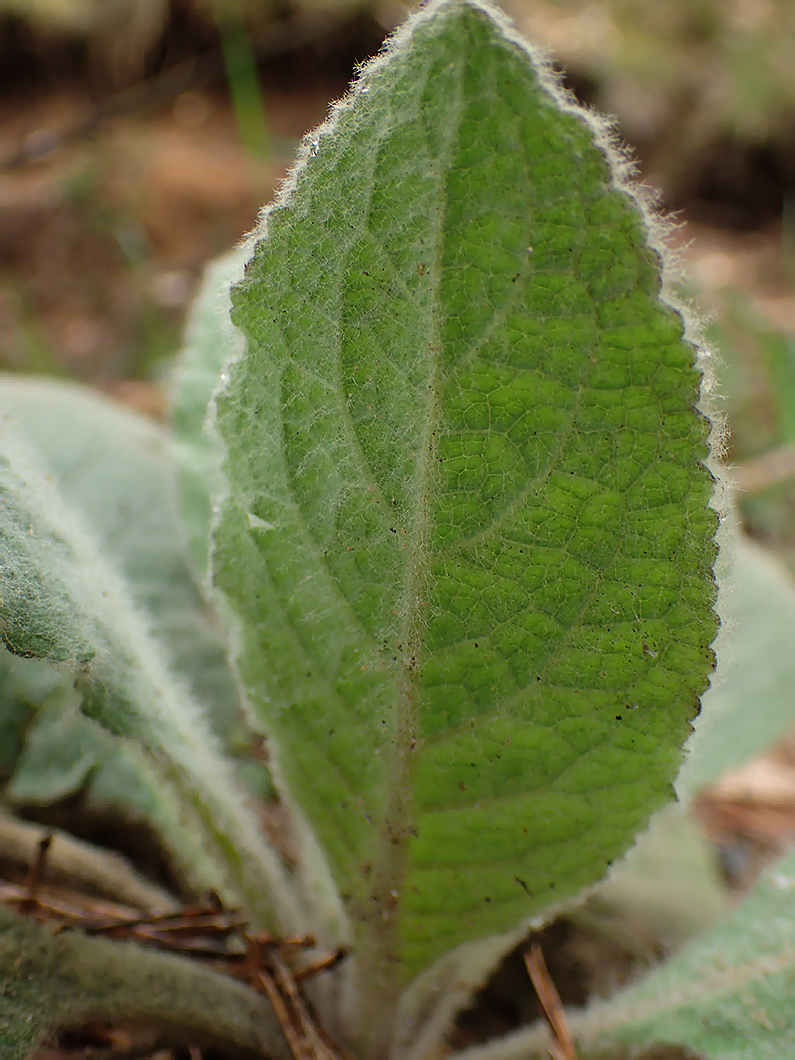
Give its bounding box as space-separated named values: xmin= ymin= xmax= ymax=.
xmin=213 ymin=0 xmax=720 ymax=1028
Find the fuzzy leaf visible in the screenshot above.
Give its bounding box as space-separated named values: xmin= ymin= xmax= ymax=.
xmin=446 ymin=537 xmax=795 ymax=1060
xmin=0 ymin=417 xmax=300 ymax=931
xmin=211 ymin=0 xmax=719 ymax=1032
xmin=678 ymin=536 xmax=795 ymax=798
xmin=0 ymin=651 xmax=59 ymax=779
xmin=6 ymin=694 xmax=160 ymax=819
xmin=0 ymin=378 xmax=269 ymax=873
xmin=0 ymin=904 xmax=290 ymax=1060
xmin=398 ymin=805 xmax=731 ymax=1060
xmin=0 ymin=644 xmax=235 ymax=896
xmin=170 ymin=248 xmax=250 ymax=580
xmin=0 ymin=376 xmax=241 ymax=742
xmin=573 ymin=847 xmax=795 ymax=1060
xmin=0 ymin=810 xmax=176 ymax=911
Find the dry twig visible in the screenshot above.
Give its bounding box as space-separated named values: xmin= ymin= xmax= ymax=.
xmin=524 ymin=942 xmax=578 ymax=1060
xmin=2 ymin=835 xmax=349 ymax=1060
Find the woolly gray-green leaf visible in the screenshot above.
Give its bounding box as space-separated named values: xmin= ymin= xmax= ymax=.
xmin=0 ymin=378 xmax=269 ymax=877
xmin=678 ymin=536 xmax=795 ymax=799
xmin=0 ymin=652 xmax=59 ymax=780
xmin=0 ymin=418 xmax=299 ymax=931
xmin=212 ymin=0 xmax=719 ymax=1039
xmin=572 ymin=847 xmax=795 ymax=1060
xmin=0 ymin=904 xmax=290 ymax=1060
xmin=170 ymin=248 xmax=250 ymax=580
xmin=0 ymin=811 xmax=176 ymax=911
xmin=6 ymin=695 xmax=159 ymax=820
xmin=0 ymin=645 xmax=226 ymax=891
xmin=0 ymin=376 xmax=240 ymax=742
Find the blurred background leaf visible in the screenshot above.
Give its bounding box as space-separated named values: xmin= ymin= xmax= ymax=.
xmin=0 ymin=378 xmax=272 ymax=883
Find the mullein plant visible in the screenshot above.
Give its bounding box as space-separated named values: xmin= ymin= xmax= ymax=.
xmin=2 ymin=2 xmax=794 ymax=1059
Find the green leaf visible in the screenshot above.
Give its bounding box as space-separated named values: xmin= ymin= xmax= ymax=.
xmin=0 ymin=376 xmax=241 ymax=742
xmin=394 ymin=920 xmax=534 ymax=1060
xmin=678 ymin=536 xmax=795 ymax=798
xmin=170 ymin=248 xmax=250 ymax=580
xmin=572 ymin=847 xmax=795 ymax=1060
xmin=0 ymin=378 xmax=270 ymax=865
xmin=0 ymin=652 xmax=59 ymax=780
xmin=6 ymin=693 xmax=162 ymax=820
xmin=0 ymin=418 xmax=300 ymax=931
xmin=0 ymin=810 xmax=176 ymax=911
xmin=0 ymin=904 xmax=291 ymax=1060
xmin=444 ymin=537 xmax=795 ymax=1060
xmin=400 ymin=805 xmax=731 ymax=1060
xmin=212 ymin=0 xmax=719 ymax=1034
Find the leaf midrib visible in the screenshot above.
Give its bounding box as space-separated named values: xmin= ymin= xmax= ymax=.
xmin=354 ymin=28 xmax=468 ymax=1032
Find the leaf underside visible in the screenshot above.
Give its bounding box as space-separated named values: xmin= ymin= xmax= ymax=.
xmin=213 ymin=0 xmax=718 ymax=985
